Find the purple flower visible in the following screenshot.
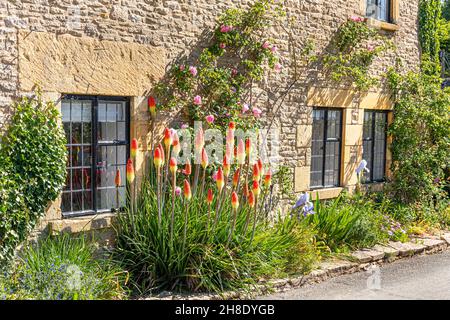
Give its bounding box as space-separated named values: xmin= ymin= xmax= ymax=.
xmin=303 ymin=201 xmax=315 ymax=216
xmin=181 ymin=123 xmax=189 ymax=129
xmin=189 ymin=66 xmax=198 ymax=77
xmin=175 ymin=187 xmax=181 ymax=196
xmin=271 ymin=45 xmax=278 ymax=53
xmin=193 ymin=95 xmax=202 ymax=105
xmin=242 ymin=103 xmax=250 ymax=113
xmin=356 ymin=160 xmax=370 ymax=175
xmin=293 ymin=193 xmax=309 ymax=209
xmin=230 ymin=86 xmax=236 ymax=93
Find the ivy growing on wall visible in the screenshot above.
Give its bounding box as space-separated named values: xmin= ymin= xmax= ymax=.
xmin=0 ymin=94 xmax=67 ymax=268
xmin=419 ymin=0 xmax=442 ymax=75
xmin=321 ymin=17 xmax=393 ymax=91
xmin=154 ymin=0 xmax=285 ymax=130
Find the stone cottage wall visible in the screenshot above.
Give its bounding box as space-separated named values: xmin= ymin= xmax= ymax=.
xmin=0 ymin=0 xmax=420 ymax=238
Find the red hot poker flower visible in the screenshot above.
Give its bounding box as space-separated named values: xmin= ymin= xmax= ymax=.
xmin=207 ymin=189 xmax=214 ymax=204
xmin=252 ymin=163 xmax=260 ymax=181
xmin=154 ymin=146 xmax=163 ymax=168
xmin=169 ymin=157 xmax=177 ymax=175
xmin=231 ymin=191 xmax=239 ymax=210
xmin=183 ymin=159 xmax=192 ymax=176
xmin=184 ymin=179 xmax=192 ymax=201
xmin=264 ymin=168 xmax=272 ymax=187
xmin=223 ymin=154 xmax=230 ymax=177
xmin=148 ymin=96 xmax=156 ymax=119
xmin=126 ymin=158 xmax=135 ymax=183
xmin=131 ymin=138 xmax=138 ymax=158
xmin=252 ymin=180 xmax=260 ymax=197
xmin=216 ymin=167 xmax=224 ymax=192
xmin=201 ymin=148 xmax=209 ymax=169
xmin=163 ymin=128 xmax=172 ymax=149
xmin=115 ymin=169 xmax=121 ymax=187
xmin=232 ymin=168 xmax=240 ymax=188
xmin=248 ymin=191 xmax=255 ymax=208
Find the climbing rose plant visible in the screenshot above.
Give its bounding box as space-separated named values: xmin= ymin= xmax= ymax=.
xmin=322 ymin=16 xmax=394 ymax=91
xmin=154 ymin=0 xmax=286 ymax=130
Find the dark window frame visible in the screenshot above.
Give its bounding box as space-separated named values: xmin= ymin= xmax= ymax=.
xmin=310 ymin=108 xmax=343 ymax=190
xmin=61 ymin=94 xmax=130 ymax=218
xmin=362 ymin=110 xmax=388 ymax=183
xmin=366 ymin=0 xmax=392 ymax=23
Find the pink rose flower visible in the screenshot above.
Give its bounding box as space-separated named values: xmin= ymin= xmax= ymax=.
xmin=252 ymin=107 xmax=262 ymax=118
xmin=242 ymin=103 xmax=249 ymax=113
xmin=220 ymin=25 xmax=233 ymax=33
xmin=350 ymin=16 xmax=364 ymax=22
xmin=193 ymin=95 xmax=202 ymax=105
xmin=189 ymin=66 xmax=198 ymax=77
xmin=262 ymin=41 xmax=270 ymax=49
xmin=205 ymin=115 xmax=215 ymax=124
xmin=271 ymin=45 xmax=278 ymax=53
xmin=175 ymin=186 xmax=181 ymax=196
xmin=219 ymin=43 xmax=226 ymax=49
xmin=274 ymin=63 xmax=282 ymax=73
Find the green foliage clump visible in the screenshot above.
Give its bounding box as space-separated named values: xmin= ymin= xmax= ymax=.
xmin=387 ymin=61 xmax=450 ymax=206
xmin=419 ymin=0 xmax=442 ymax=75
xmin=114 ymin=179 xmax=318 ymax=294
xmin=154 ymin=0 xmax=285 ymax=130
xmin=0 ymin=94 xmax=67 ymax=267
xmin=0 ymin=235 xmax=128 ymax=300
xmin=322 ymin=18 xmax=393 ymax=91
xmin=302 ymin=194 xmax=389 ymax=253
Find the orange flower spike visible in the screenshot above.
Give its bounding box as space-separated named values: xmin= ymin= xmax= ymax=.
xmin=245 ymin=138 xmax=251 ymax=156
xmin=237 ymin=139 xmax=246 ymax=165
xmin=131 ymin=138 xmax=138 ymax=158
xmin=223 ymin=154 xmax=230 ymax=177
xmin=252 ymin=180 xmax=260 ymax=197
xmin=114 ymin=168 xmax=121 ymax=187
xmin=243 ymin=183 xmax=249 ymax=197
xmin=231 ymin=191 xmax=239 ymax=210
xmin=148 ymin=96 xmax=156 ymax=119
xmin=232 ymin=168 xmax=240 ymax=188
xmin=194 ymin=128 xmax=204 ymax=153
xmin=264 ymin=168 xmax=272 ymax=188
xmin=201 ymin=148 xmax=209 ymax=169
xmin=163 ymin=128 xmax=172 ymax=150
xmin=183 ymin=159 xmax=192 ymax=176
xmin=153 ymin=146 xmax=163 ymax=169
xmin=172 ymin=131 xmax=181 ymax=156
xmin=206 ymin=189 xmax=214 ymax=204
xmin=169 ymin=157 xmax=177 ymax=175
xmin=252 ymin=163 xmax=260 ymax=181
xmin=183 ymin=179 xmax=192 ymax=201
xmin=126 ymin=158 xmax=135 ymax=183
xmin=257 ymin=159 xmax=263 ymax=175
xmin=158 ymin=143 xmax=165 ymax=164
xmin=216 ymin=166 xmax=224 ymax=192
xmin=226 ymin=127 xmax=234 ymax=146
xmin=248 ymin=191 xmax=255 ymax=208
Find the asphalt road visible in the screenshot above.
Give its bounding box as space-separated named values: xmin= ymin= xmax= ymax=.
xmin=259 ymin=250 xmax=450 ymax=300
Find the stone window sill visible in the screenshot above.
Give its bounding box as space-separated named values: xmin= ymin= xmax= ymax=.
xmin=365 ymin=18 xmax=399 ymax=32
xmin=310 ymin=187 xmax=344 ymax=200
xmin=49 ymin=213 xmax=116 ymax=235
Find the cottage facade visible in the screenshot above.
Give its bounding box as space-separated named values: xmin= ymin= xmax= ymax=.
xmin=0 ymin=0 xmax=420 ymax=238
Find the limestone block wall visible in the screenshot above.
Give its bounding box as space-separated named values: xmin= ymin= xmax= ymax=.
xmin=0 ymin=0 xmax=421 ymax=234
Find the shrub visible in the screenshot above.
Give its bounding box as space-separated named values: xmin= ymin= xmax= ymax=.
xmin=114 ymin=128 xmax=318 ymax=294
xmin=0 ymin=235 xmax=128 ymax=300
xmin=302 ymin=194 xmax=389 ymax=252
xmin=0 ymin=93 xmax=67 ymax=268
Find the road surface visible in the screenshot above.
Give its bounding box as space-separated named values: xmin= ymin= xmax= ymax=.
xmin=259 ymin=250 xmax=450 ymax=300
